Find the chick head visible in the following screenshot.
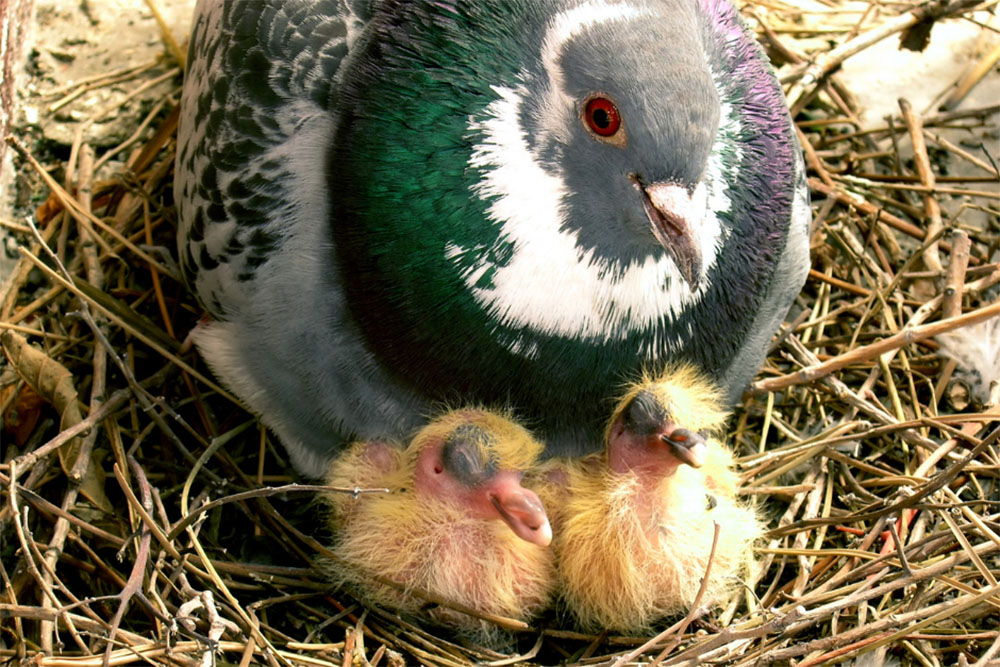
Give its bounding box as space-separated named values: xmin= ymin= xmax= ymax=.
xmin=324 ymin=409 xmax=555 ymax=633
xmin=606 ymin=365 xmax=728 ymax=477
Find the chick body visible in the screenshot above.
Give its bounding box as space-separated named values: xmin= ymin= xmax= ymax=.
xmin=537 ymin=368 xmax=760 ymax=632
xmin=325 ymin=410 xmax=555 ymax=634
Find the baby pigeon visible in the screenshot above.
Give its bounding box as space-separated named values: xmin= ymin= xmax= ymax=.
xmin=324 ymin=409 xmax=554 ymax=635
xmin=175 ymin=0 xmax=810 ymax=475
xmin=534 ymin=367 xmax=760 ymax=632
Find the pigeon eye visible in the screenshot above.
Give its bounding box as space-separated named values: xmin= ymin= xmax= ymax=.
xmin=584 ymin=96 xmax=622 ymax=138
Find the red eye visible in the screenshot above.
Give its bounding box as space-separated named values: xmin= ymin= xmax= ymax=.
xmin=584 ymin=97 xmax=622 ymax=137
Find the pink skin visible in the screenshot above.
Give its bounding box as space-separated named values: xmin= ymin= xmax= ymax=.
xmin=607 ymin=417 xmax=708 ymax=479
xmin=412 ymin=440 xmax=553 ymax=547
xmin=359 ymin=441 xmax=397 ymax=472
xmin=605 ymin=415 xmax=710 ymax=534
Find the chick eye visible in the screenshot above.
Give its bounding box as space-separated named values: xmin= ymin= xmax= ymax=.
xmin=584 ymin=96 xmax=622 ymax=137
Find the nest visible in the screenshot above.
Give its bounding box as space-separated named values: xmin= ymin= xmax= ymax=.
xmin=1 ymin=0 xmax=998 ymax=664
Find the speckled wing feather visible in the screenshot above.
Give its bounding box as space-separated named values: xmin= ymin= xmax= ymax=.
xmin=177 ymin=0 xmax=361 ymax=312
xmin=176 ymin=0 xmax=428 ymax=476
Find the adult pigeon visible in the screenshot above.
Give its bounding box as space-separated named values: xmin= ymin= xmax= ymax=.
xmin=175 ymin=0 xmax=809 ymax=475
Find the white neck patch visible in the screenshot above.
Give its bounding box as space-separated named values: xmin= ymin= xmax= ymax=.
xmin=452 ymin=85 xmax=724 ymax=347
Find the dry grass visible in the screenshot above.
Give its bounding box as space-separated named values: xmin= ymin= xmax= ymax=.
xmin=1 ymin=0 xmax=998 ymax=664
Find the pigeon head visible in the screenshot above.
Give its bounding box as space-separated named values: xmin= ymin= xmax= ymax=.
xmin=327 ymin=0 xmax=805 ymax=455
xmin=517 ymin=0 xmax=721 ymax=286
xmin=409 ymin=411 xmax=553 ymax=546
xmin=605 ymin=365 xmax=728 ymax=477
xmin=324 ymin=409 xmax=555 ymax=632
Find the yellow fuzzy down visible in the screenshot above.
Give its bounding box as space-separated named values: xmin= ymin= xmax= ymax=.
xmin=406 ymin=408 xmax=545 ymax=472
xmin=537 ymin=367 xmax=761 ymax=633
xmin=323 ymin=409 xmax=555 ymax=636
xmin=551 ymin=446 xmax=759 ymax=632
xmin=607 ymin=365 xmax=729 ymax=441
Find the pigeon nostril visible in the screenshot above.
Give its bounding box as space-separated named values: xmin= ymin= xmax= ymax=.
xmin=661 ymin=428 xmax=706 ymax=451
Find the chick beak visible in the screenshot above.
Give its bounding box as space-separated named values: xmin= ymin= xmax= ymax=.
xmin=488 ymin=474 xmax=553 ymax=547
xmin=610 ymin=390 xmax=709 ymax=474
xmin=660 ymin=428 xmax=708 ymax=469
xmin=631 ymin=176 xmax=704 ymax=290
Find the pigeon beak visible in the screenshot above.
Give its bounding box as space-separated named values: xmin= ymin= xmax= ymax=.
xmin=609 ymin=389 xmax=709 ymax=474
xmin=488 ymin=474 xmax=553 ymax=547
xmin=660 ymin=428 xmax=708 ymax=469
xmin=631 ymin=176 xmax=705 ymax=290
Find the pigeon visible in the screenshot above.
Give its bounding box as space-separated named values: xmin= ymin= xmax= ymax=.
xmin=533 ymin=366 xmax=760 ymax=632
xmin=174 ymin=0 xmax=811 ymax=477
xmin=324 ymin=409 xmax=554 ymax=635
